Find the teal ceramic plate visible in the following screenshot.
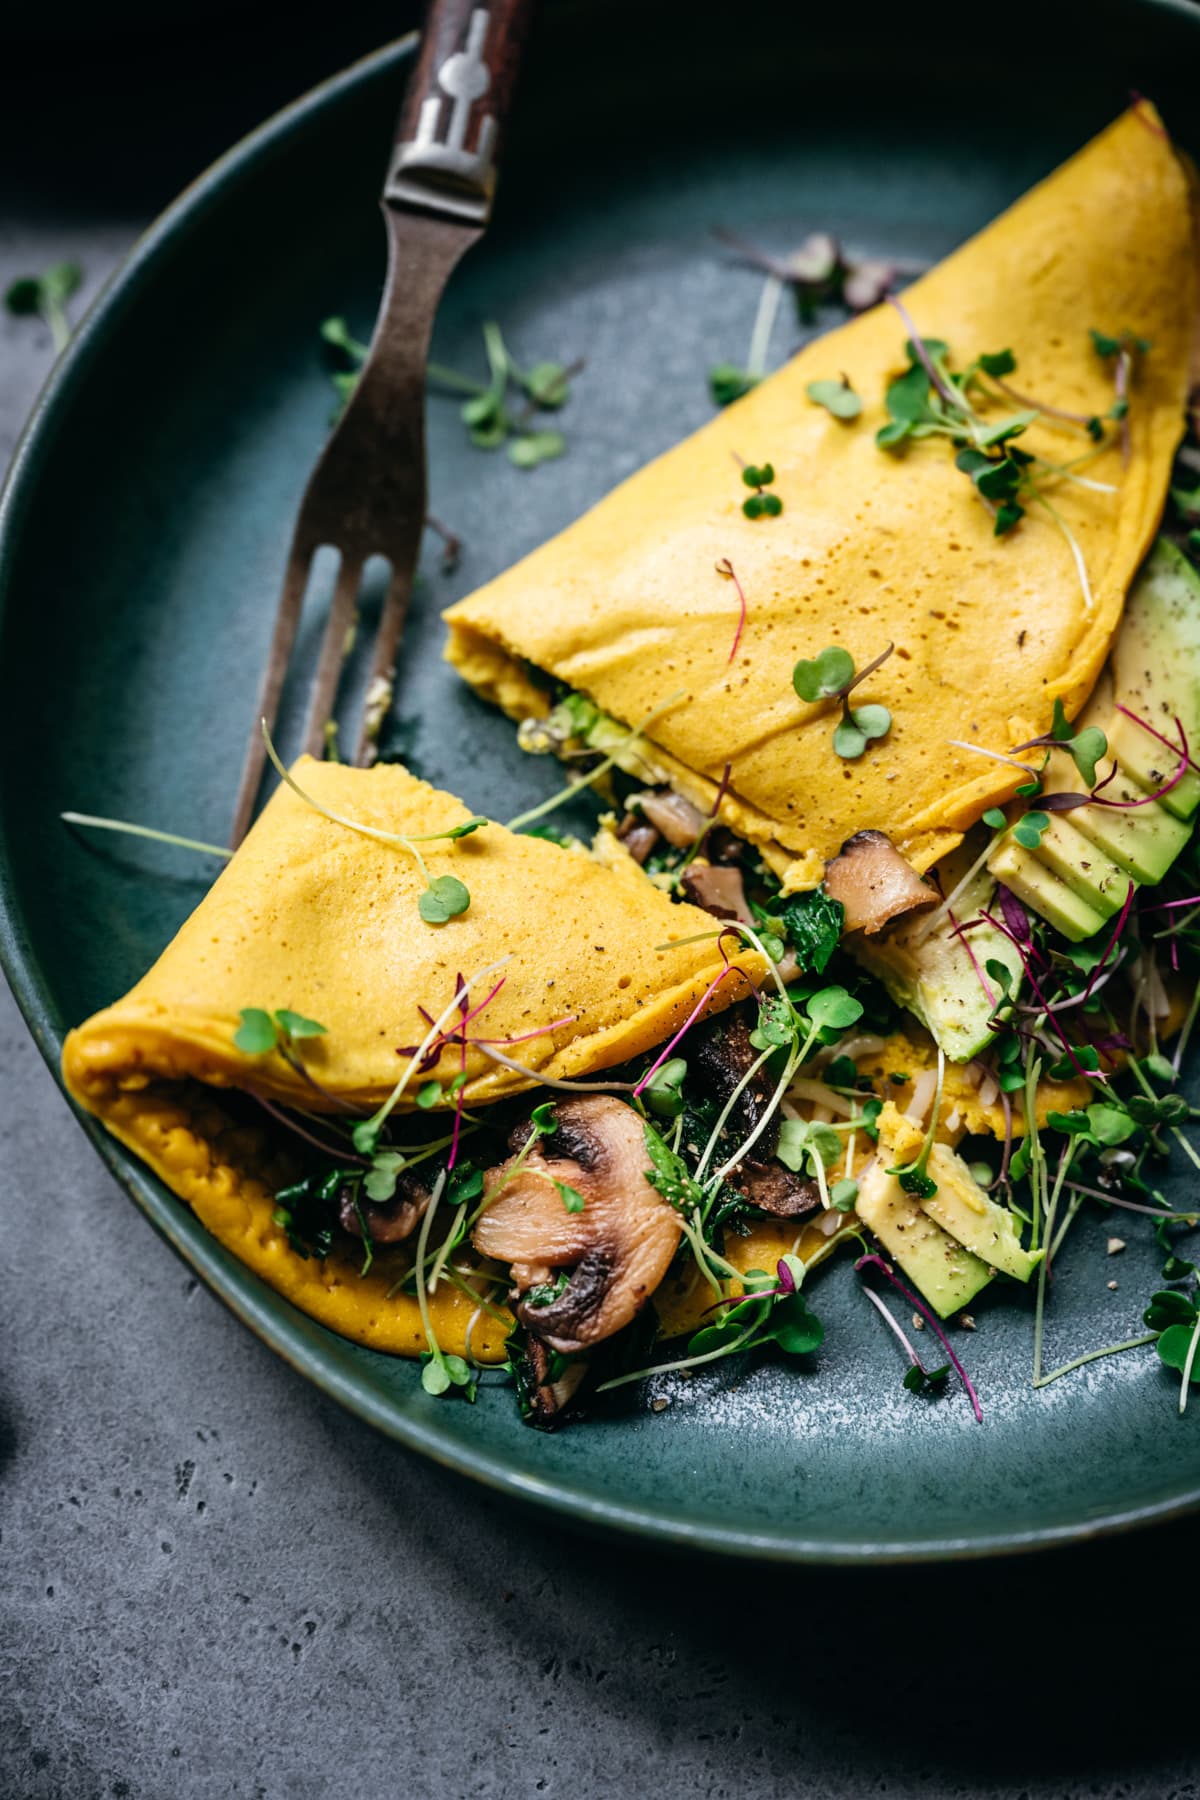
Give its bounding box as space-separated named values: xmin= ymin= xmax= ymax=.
xmin=4 ymin=0 xmax=1200 ymax=1562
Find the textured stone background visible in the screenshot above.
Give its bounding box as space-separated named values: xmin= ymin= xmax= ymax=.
xmin=2 ymin=13 xmax=1199 ymax=1797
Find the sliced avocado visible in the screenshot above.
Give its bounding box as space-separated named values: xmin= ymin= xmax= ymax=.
xmin=918 ymin=1145 xmax=1043 ymax=1283
xmin=1028 ymin=814 xmax=1127 ymax=918
xmin=848 ymin=853 xmax=1021 ymax=1063
xmin=988 ymin=839 xmax=1109 ymax=942
xmin=1105 ymin=710 xmax=1200 ymax=821
xmin=855 ymin=1162 xmax=994 ymax=1318
xmin=987 ymin=539 xmax=1200 ymax=934
xmin=1110 ymin=537 xmax=1200 ymax=802
xmin=1065 ymin=762 xmax=1191 ymax=883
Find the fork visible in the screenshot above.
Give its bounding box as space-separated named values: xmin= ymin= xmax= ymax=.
xmin=229 ymin=0 xmax=537 ymax=848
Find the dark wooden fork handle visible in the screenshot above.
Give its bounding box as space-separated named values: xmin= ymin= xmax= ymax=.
xmin=384 ymin=0 xmax=538 ymax=224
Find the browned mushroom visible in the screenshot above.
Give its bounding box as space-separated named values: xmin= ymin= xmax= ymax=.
xmin=631 ymin=787 xmax=708 ymax=848
xmin=680 ymin=863 xmax=754 ymax=922
xmin=472 ymin=1095 xmax=681 ymax=1352
xmin=616 ymin=814 xmax=659 ymax=864
xmin=340 ymin=1170 xmax=430 ymax=1245
xmin=823 ymin=830 xmax=937 ymax=936
xmin=737 ymin=1161 xmax=822 ymax=1219
xmin=514 ymin=1332 xmax=589 ymax=1428
xmin=690 ymin=1008 xmax=777 ymax=1145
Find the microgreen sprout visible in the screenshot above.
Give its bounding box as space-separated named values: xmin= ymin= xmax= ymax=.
xmin=60 ymin=812 xmax=233 ymax=861
xmin=234 ymin=1006 xmax=327 ymax=1056
xmin=713 ymin=226 xmax=906 ymax=321
xmin=6 ymin=261 xmax=82 ymax=353
xmin=1010 ymin=697 xmax=1108 ymax=786
xmin=859 ymin=1284 xmax=949 ymax=1395
xmin=792 ymin=641 xmax=894 ymax=760
xmin=856 ymin=1251 xmax=982 ymax=1421
xmin=738 ymin=459 xmax=783 ymax=520
xmin=260 ymin=720 xmax=484 ymax=923
xmin=321 ymin=313 xmax=579 ymax=468
xmin=861 ymin=306 xmax=1119 ymax=603
xmin=596 ymin=1255 xmax=823 ymax=1394
xmin=352 ymin=957 xmax=512 ymax=1156
xmin=410 ymin=1172 xmax=477 ymax=1402
xmin=709 ymin=272 xmax=784 ymax=405
xmin=885 ymin=1047 xmax=944 ymax=1198
xmin=806 ymin=375 xmax=862 ymax=421
xmin=715 ymin=559 xmax=748 ymax=662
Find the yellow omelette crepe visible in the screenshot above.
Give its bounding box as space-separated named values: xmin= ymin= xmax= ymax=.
xmin=62 ymin=760 xmax=762 ymax=1358
xmin=444 ymin=107 xmax=1196 ymax=890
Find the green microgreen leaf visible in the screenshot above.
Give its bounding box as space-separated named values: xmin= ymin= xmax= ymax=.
xmin=710 ymin=363 xmax=758 ymax=406
xmin=830 ymin=1177 xmax=859 ymax=1212
xmin=418 ymin=875 xmax=471 ymax=924
xmin=805 ymin=986 xmax=865 ymax=1033
xmin=531 ymin=1101 xmax=558 ymax=1135
xmin=983 ymin=807 xmax=1007 ymax=830
xmin=1155 ymin=1323 xmax=1200 ymax=1383
xmin=978 ymin=349 xmax=1016 ymax=377
xmin=1143 ymin=1290 xmax=1197 ymax=1332
xmin=508 ymin=430 xmax=566 ymax=469
xmin=553 ymin=1179 xmax=587 ymax=1214
xmin=416 ymin=1080 xmax=442 ymax=1110
xmin=885 ymin=362 xmax=932 ymax=423
xmin=273 ymin=1009 xmax=327 ymax=1041
xmin=1013 ymin=810 xmax=1050 ymax=849
xmin=523 ymin=361 xmax=571 ymax=407
xmin=777 ymin=1117 xmax=842 ymax=1176
xmin=793 ymin=646 xmax=855 ymax=702
xmin=833 ymin=703 xmax=891 ymax=760
xmin=234 ymin=1008 xmax=279 ymax=1055
xmin=806 ymin=377 xmax=862 ymax=420
xmin=364 ymin=1152 xmax=406 ymax=1203
xmin=6 ymin=261 xmax=82 ymax=353
xmin=644 ymin=1056 xmax=688 ymax=1118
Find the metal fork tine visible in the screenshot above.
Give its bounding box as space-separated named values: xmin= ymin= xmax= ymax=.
xmin=354 ymin=563 xmax=417 ymax=766
xmin=301 ymin=554 xmax=364 ymax=760
xmin=229 ymin=536 xmax=315 ymax=848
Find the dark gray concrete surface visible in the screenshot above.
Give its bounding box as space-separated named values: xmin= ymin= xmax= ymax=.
xmin=3 ymin=39 xmax=1200 ymax=1800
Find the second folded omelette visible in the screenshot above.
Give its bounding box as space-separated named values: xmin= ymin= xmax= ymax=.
xmin=444 ymin=107 xmax=1197 ymax=890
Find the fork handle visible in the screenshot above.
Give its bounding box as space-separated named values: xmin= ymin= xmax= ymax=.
xmin=383 ymin=0 xmax=537 ymax=225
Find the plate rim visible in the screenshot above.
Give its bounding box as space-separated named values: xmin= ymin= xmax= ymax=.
xmin=4 ymin=10 xmax=1200 ymax=1564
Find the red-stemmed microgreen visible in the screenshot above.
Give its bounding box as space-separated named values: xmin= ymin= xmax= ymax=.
xmin=856 ymin=1252 xmax=982 ymax=1421
xmin=1010 ymin=698 xmax=1108 ymax=787
xmin=715 ymin=559 xmax=748 ymax=663
xmin=713 ymin=226 xmax=910 ymax=320
xmin=1091 ymin=328 xmax=1151 ymax=464
xmin=792 ymin=641 xmax=894 ymax=761
xmin=351 ymin=957 xmax=512 ymax=1158
xmin=858 ymin=1283 xmax=950 ymax=1395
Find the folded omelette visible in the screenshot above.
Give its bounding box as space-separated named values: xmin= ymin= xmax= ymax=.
xmin=444 ymin=107 xmax=1197 ymax=889
xmin=62 ymin=760 xmax=762 ymax=1357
